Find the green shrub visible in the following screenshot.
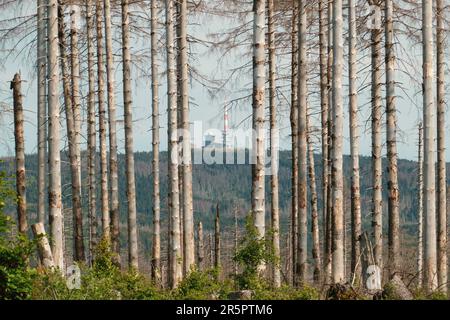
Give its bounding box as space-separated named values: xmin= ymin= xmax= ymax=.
xmin=0 ymin=169 xmax=36 ymax=300
xmin=234 ymin=213 xmax=275 ymax=291
xmin=253 ymin=284 xmax=319 ymax=300
xmin=173 ymin=268 xmax=232 ymax=300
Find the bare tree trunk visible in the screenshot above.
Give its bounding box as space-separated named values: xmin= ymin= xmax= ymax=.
xmin=121 ymin=0 xmax=139 ymax=270
xmin=331 ymin=0 xmax=345 ymax=284
xmin=58 ymin=2 xmax=85 ymax=263
xmin=267 ymin=0 xmax=280 ymax=288
xmin=417 ymin=122 xmax=424 ymax=289
xmin=325 ymin=0 xmax=334 ymax=283
xmin=370 ymin=2 xmax=383 ymax=274
xmin=165 ymin=0 xmax=182 ymax=288
xmin=104 ymin=0 xmax=120 ymax=258
xmin=70 ymin=4 xmax=84 ymax=261
xmin=95 ymin=1 xmax=110 ymax=242
xmin=422 ymin=0 xmax=438 ymax=293
xmin=385 ymin=0 xmax=400 ymax=279
xmin=32 ymin=223 xmax=55 ymax=269
xmin=307 ymin=115 xmax=321 ymax=283
xmin=251 ymin=1 xmax=266 ymax=262
xmin=151 ymin=0 xmax=161 ymax=284
xmin=290 ymin=0 xmax=299 ymax=287
xmin=319 ymin=0 xmax=329 ymax=267
xmin=215 ymin=204 xmax=221 ymax=270
xmin=12 ymin=73 xmax=27 ymax=235
xmin=436 ymin=0 xmax=447 ymax=294
xmin=37 ymin=0 xmax=47 ymax=225
xmin=197 ymin=222 xmax=204 ymax=271
xmin=348 ymin=0 xmax=361 ymax=284
xmin=48 ymin=0 xmax=64 ymax=270
xmin=86 ymin=0 xmax=98 ymax=260
xmin=296 ymin=0 xmax=308 ymax=286
xmin=177 ymin=0 xmax=195 ymax=275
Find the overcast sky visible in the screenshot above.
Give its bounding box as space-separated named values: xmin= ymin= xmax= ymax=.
xmin=0 ymin=2 xmax=448 ymax=163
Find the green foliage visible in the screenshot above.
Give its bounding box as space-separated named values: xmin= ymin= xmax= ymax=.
xmin=412 ymin=288 xmax=448 ymax=300
xmin=253 ymin=284 xmax=319 ymax=300
xmin=0 ymin=167 xmax=36 ymax=300
xmin=233 ymin=213 xmax=275 ymax=291
xmin=32 ymin=240 xmax=162 ymax=300
xmin=173 ymin=268 xmax=232 ymax=300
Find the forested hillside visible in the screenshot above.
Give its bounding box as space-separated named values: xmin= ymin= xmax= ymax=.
xmin=0 ymin=150 xmax=424 ymax=267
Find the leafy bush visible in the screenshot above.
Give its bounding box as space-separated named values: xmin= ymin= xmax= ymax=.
xmin=233 ymin=213 xmax=275 ymax=291
xmin=173 ymin=268 xmax=232 ymax=300
xmin=0 ymin=169 xmax=36 ymax=300
xmin=32 ymin=239 xmax=162 ymax=300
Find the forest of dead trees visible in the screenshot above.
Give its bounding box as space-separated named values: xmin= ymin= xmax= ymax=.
xmin=0 ymin=0 xmax=450 ymax=298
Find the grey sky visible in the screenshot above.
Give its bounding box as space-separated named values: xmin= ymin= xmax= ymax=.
xmin=0 ymin=2 xmax=448 ymax=163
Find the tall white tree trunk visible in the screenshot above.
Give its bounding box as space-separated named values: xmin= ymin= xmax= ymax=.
xmin=319 ymin=0 xmax=329 ymax=271
xmin=47 ymin=0 xmax=64 ymax=271
xmin=121 ymin=0 xmax=139 ymax=270
xmin=436 ymin=0 xmax=447 ymax=294
xmin=58 ymin=2 xmax=85 ymax=262
xmin=86 ymin=0 xmax=97 ymax=261
xmin=12 ymin=73 xmax=27 ymax=235
xmin=385 ymin=0 xmax=400 ymax=278
xmin=348 ymin=0 xmax=361 ymax=284
xmin=178 ymin=0 xmax=195 ymax=275
xmin=417 ymin=122 xmax=424 ymax=289
xmin=95 ymin=1 xmax=110 ymax=242
xmin=331 ymin=0 xmax=344 ymax=284
xmin=290 ymin=0 xmax=299 ymax=287
xmin=307 ymin=115 xmax=321 ymax=283
xmin=104 ymin=0 xmax=120 ymax=258
xmin=150 ymin=0 xmax=161 ymax=283
xmin=370 ymin=2 xmax=383 ymax=273
xmin=325 ymin=0 xmax=334 ymax=282
xmin=267 ymin=0 xmax=280 ymax=288
xmin=37 ymin=0 xmax=47 ymax=225
xmin=296 ymin=0 xmax=307 ymax=286
xmin=252 ymin=0 xmax=266 ymax=270
xmin=165 ymin=0 xmax=182 ymax=288
xmin=422 ymin=0 xmax=438 ymax=293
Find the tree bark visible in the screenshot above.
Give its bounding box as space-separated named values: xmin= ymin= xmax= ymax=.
xmin=251 ymin=0 xmax=266 ymax=259
xmin=267 ymin=0 xmax=280 ymax=288
xmin=331 ymin=0 xmax=345 ymax=284
xmin=86 ymin=0 xmax=98 ymax=261
xmin=104 ymin=0 xmax=120 ymax=259
xmin=165 ymin=0 xmax=182 ymax=288
xmin=37 ymin=0 xmax=47 ymax=225
xmin=319 ymin=0 xmax=329 ymax=272
xmin=348 ymin=0 xmax=362 ymax=284
xmin=95 ymin=1 xmax=110 ymax=242
xmin=121 ymin=0 xmax=139 ymax=270
xmin=296 ymin=0 xmax=308 ymax=286
xmin=58 ymin=2 xmax=85 ymax=263
xmin=436 ymin=0 xmax=447 ymax=294
xmin=47 ymin=0 xmax=64 ymax=271
xmin=289 ymin=0 xmax=299 ymax=287
xmin=422 ymin=0 xmax=438 ymax=293
xmin=32 ymin=223 xmax=55 ymax=269
xmin=370 ymin=2 xmax=383 ymax=274
xmin=151 ymin=0 xmax=161 ymax=284
xmin=178 ymin=0 xmax=195 ymax=275
xmin=417 ymin=123 xmax=424 ymax=289
xmin=385 ymin=0 xmax=400 ymax=278
xmin=12 ymin=73 xmax=27 ymax=235
xmin=307 ymin=114 xmax=321 ymax=283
